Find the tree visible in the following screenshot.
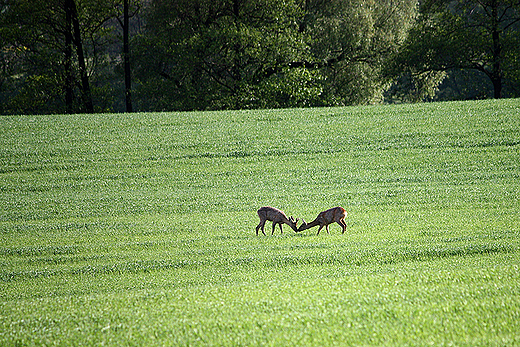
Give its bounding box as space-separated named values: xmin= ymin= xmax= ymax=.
xmin=0 ymin=0 xmax=119 ymax=114
xmin=134 ymin=0 xmax=316 ymax=110
xmin=114 ymin=0 xmax=140 ymax=112
xmin=299 ymin=0 xmax=418 ymax=105
xmin=390 ymin=0 xmax=520 ymax=100
xmin=134 ymin=0 xmax=417 ymax=110
xmin=66 ymin=0 xmax=94 ymax=112
xmin=122 ymin=0 xmax=133 ymax=112
xmin=1 ymin=1 xmax=65 ymax=113
xmin=1 ymin=0 xmax=421 ymax=113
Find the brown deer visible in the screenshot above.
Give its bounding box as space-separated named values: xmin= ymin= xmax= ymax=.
xmin=298 ymin=206 xmax=346 ymax=235
xmin=256 ymin=206 xmax=299 ymax=235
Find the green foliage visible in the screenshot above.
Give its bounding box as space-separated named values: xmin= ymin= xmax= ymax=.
xmin=134 ymin=0 xmax=313 ymax=110
xmin=1 ymin=100 xmax=520 ymax=345
xmin=304 ymin=0 xmax=418 ymax=105
xmin=0 ymin=1 xmax=65 ymax=114
xmin=4 ymin=0 xmax=520 ymax=112
xmin=386 ymin=70 xmax=447 ymax=103
xmin=256 ymin=67 xmax=325 ymax=108
xmin=0 ymin=0 xmax=122 ymax=114
xmin=5 ymin=75 xmax=63 ymax=115
xmin=134 ymin=0 xmax=418 ymax=110
xmin=389 ymin=0 xmax=520 ymax=101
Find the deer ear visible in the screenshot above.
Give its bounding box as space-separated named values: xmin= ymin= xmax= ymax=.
xmin=301 ymin=219 xmax=306 ymax=225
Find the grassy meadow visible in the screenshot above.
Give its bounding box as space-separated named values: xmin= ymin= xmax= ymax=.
xmin=1 ymin=99 xmax=520 ymax=345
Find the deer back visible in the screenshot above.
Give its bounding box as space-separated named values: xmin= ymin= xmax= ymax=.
xmin=321 ymin=207 xmax=346 ymax=223
xmin=258 ymin=206 xmax=289 ymax=223
xmin=312 ymin=207 xmax=346 ymax=225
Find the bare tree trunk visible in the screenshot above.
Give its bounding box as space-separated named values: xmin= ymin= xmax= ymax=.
xmin=123 ymin=0 xmax=133 ymax=112
xmin=490 ymin=0 xmax=502 ymax=99
xmin=64 ymin=1 xmax=74 ymax=114
xmin=66 ymin=0 xmax=94 ymax=112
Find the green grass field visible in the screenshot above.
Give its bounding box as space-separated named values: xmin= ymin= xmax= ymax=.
xmin=1 ymin=99 xmax=520 ymax=346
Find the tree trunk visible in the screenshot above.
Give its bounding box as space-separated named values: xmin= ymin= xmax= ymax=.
xmin=64 ymin=2 xmax=74 ymax=114
xmin=67 ymin=0 xmax=94 ymax=112
xmin=491 ymin=73 xmax=502 ymax=99
xmin=123 ymin=0 xmax=133 ymax=112
xmin=490 ymin=0 xmax=502 ymax=99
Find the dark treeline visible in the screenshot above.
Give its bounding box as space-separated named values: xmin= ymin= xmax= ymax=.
xmin=1 ymin=0 xmax=519 ymax=115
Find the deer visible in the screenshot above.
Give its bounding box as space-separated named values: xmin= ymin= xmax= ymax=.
xmin=256 ymin=206 xmax=299 ymax=236
xmin=297 ymin=206 xmax=346 ymax=235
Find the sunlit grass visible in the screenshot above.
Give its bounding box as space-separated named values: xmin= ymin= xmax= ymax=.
xmin=1 ymin=99 xmax=520 ymax=345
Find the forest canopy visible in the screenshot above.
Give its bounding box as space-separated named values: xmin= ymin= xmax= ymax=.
xmin=1 ymin=0 xmax=519 ymax=114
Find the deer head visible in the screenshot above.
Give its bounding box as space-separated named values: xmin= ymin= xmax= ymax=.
xmin=288 ymin=216 xmax=299 ymax=231
xmin=297 ymin=219 xmax=307 ymax=232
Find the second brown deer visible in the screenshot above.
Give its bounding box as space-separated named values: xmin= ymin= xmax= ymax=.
xmin=256 ymin=206 xmax=299 ymax=235
xmin=298 ymin=206 xmax=346 ymax=235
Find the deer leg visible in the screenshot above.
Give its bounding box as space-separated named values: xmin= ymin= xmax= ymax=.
xmin=272 ymin=222 xmax=277 ymax=235
xmin=279 ymin=223 xmax=283 ymax=234
xmin=256 ymin=221 xmax=266 ymax=236
xmin=326 ymin=224 xmax=330 ymax=234
xmin=338 ymin=220 xmax=346 ymax=234
xmin=317 ymin=225 xmax=323 ymax=235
